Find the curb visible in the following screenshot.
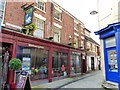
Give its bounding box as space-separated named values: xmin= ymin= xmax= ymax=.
xmin=101 ymin=81 xmax=118 ymax=90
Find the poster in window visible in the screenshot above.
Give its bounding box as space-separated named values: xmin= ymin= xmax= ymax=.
xmin=108 ymin=50 xmax=118 ymax=72
xmin=22 ymin=57 xmax=30 ymax=72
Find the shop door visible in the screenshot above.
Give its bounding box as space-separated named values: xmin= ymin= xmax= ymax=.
xmin=104 ymin=37 xmax=118 ymax=83
xmin=91 ymin=57 xmax=95 ymax=70
xmin=105 ymin=47 xmax=118 ymax=83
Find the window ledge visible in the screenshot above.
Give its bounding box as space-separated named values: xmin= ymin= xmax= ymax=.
xmin=34 ymin=6 xmax=46 ymax=14
xmin=74 ymin=28 xmax=78 ymax=31
xmin=54 ymin=17 xmax=62 ymax=22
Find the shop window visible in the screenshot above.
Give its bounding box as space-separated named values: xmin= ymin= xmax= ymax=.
xmin=34 ymin=49 xmax=49 ymax=80
xmin=16 ymin=46 xmax=49 ymax=81
xmin=16 ymin=47 xmax=34 ymax=71
xmin=36 ymin=0 xmax=45 ymax=12
xmin=70 ymin=54 xmax=81 ymax=74
xmin=34 ymin=18 xmax=44 ymax=38
xmin=52 ymin=52 xmax=68 ymax=77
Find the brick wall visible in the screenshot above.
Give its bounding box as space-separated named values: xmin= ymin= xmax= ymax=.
xmin=3 ymin=1 xmax=83 ymax=46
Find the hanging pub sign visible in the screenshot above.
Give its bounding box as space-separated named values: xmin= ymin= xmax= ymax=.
xmin=24 ymin=7 xmax=34 ymax=26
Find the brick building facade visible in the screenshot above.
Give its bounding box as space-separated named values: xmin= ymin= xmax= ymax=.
xmin=0 ymin=0 xmax=100 ymax=89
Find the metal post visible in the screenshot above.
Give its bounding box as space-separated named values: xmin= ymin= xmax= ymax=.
xmin=0 ymin=20 xmax=2 ymax=90
xmin=115 ymin=28 xmax=120 ymax=90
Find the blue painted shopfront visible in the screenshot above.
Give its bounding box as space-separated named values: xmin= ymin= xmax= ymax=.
xmin=95 ymin=22 xmax=120 ymax=83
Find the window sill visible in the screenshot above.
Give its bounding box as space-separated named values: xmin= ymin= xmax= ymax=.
xmin=34 ymin=6 xmax=46 ymax=14
xmin=74 ymin=28 xmax=78 ymax=31
xmin=54 ymin=17 xmax=62 ymax=23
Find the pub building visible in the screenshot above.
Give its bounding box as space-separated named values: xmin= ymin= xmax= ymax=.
xmin=0 ymin=1 xmax=88 ymax=89
xmin=1 ymin=26 xmax=86 ymax=83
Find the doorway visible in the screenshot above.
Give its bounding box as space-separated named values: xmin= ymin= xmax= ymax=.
xmin=91 ymin=57 xmax=95 ymax=70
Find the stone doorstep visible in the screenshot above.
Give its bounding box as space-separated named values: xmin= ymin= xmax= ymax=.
xmin=102 ymin=81 xmax=118 ymax=90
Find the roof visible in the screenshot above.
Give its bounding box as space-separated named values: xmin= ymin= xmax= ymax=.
xmin=95 ymin=22 xmax=120 ymax=35
xmin=84 ymin=28 xmax=91 ymax=33
xmin=51 ymin=0 xmax=84 ymax=25
xmin=85 ymin=36 xmax=100 ymax=46
xmin=94 ymin=22 xmax=120 ymax=39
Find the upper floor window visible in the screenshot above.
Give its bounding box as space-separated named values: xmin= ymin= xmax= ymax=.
xmin=74 ymin=37 xmax=78 ymax=48
xmin=54 ymin=9 xmax=62 ymax=21
xmin=74 ymin=21 xmax=78 ymax=31
xmin=81 ymin=40 xmax=84 ymax=49
xmin=92 ymin=44 xmax=95 ymax=52
xmin=85 ymin=30 xmax=90 ymax=37
xmin=87 ymin=42 xmax=91 ymax=50
xmin=53 ymin=26 xmax=61 ymax=43
xmin=0 ymin=0 xmax=5 ymax=23
xmin=33 ymin=18 xmax=44 ymax=38
xmin=37 ymin=0 xmax=45 ymax=11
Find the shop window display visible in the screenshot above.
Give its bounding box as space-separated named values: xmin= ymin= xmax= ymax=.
xmin=52 ymin=52 xmax=68 ymax=77
xmin=34 ymin=48 xmax=48 ymax=80
xmin=16 ymin=46 xmax=49 ymax=81
xmin=70 ymin=54 xmax=81 ymax=74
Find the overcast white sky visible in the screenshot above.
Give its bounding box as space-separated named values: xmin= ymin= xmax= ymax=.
xmin=53 ymin=0 xmax=100 ymax=44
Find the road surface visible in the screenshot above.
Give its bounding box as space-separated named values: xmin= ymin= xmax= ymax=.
xmin=61 ymin=71 xmax=104 ymax=88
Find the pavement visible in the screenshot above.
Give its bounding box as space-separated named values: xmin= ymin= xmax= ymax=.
xmin=32 ymin=70 xmax=102 ymax=89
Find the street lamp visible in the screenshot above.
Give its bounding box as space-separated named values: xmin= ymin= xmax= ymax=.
xmin=90 ymin=10 xmax=98 ymax=15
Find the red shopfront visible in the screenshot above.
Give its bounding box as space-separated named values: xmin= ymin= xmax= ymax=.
xmin=1 ymin=28 xmax=85 ymax=86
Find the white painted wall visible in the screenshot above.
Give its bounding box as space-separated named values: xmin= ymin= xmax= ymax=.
xmin=87 ymin=55 xmax=98 ymax=71
xmin=99 ymin=0 xmax=120 ymax=29
xmin=100 ymin=39 xmax=105 ymax=81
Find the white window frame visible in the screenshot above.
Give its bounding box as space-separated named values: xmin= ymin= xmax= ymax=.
xmin=87 ymin=41 xmax=91 ymax=49
xmin=34 ymin=18 xmax=44 ymax=38
xmin=0 ymin=0 xmax=6 ymax=25
xmin=92 ymin=44 xmax=95 ymax=52
xmin=81 ymin=40 xmax=84 ymax=49
xmin=74 ymin=36 xmax=78 ymax=48
xmin=36 ymin=0 xmax=46 ymax=12
xmin=74 ymin=20 xmax=79 ymax=31
xmin=54 ymin=9 xmax=62 ymax=21
xmin=53 ymin=26 xmax=61 ymax=43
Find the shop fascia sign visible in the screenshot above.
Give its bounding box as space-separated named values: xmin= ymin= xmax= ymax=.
xmin=72 ymin=52 xmax=81 ymax=55
xmin=28 ymin=44 xmax=44 ymax=49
